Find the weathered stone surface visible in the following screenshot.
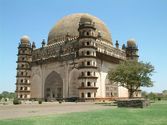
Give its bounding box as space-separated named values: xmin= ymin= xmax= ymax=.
xmin=117 ymin=99 xmax=150 ymax=108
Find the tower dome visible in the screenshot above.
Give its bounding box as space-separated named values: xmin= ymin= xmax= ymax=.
xmin=127 ymin=39 xmax=137 ymax=47
xmin=20 ymin=35 xmax=30 ymax=44
xmin=48 ymin=13 xmax=112 ymax=45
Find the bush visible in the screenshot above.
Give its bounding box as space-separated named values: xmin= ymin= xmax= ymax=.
xmin=65 ymin=97 xmax=79 ymax=102
xmin=13 ymin=98 xmax=21 ymax=105
xmin=158 ymin=97 xmax=161 ymax=101
xmin=38 ymin=100 xmax=42 ymax=104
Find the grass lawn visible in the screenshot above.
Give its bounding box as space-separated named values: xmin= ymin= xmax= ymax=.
xmin=0 ymin=101 xmax=167 ymax=125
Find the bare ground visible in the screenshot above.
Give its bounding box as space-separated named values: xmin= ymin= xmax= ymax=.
xmin=0 ymin=102 xmax=113 ymax=120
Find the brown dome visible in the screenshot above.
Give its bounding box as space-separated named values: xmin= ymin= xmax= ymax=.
xmin=48 ymin=13 xmax=112 ymax=45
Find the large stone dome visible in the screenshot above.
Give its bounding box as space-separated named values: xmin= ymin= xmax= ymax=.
xmin=48 ymin=13 xmax=112 ymax=45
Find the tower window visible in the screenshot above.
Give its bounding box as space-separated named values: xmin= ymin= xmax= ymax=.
xmin=21 ymin=79 xmax=23 ymax=83
xmin=24 ymin=87 xmax=27 ymax=90
xmin=81 ymin=51 xmax=84 ymax=56
xmin=21 ymin=64 xmax=24 ymax=68
xmin=87 ymin=82 xmax=91 ymax=86
xmin=87 ymin=92 xmax=91 ymax=97
xmin=87 ymin=51 xmax=90 ymax=55
xmin=20 ymin=95 xmax=23 ymax=98
xmin=21 ymin=72 xmax=23 ymax=75
xmin=87 ymin=32 xmax=89 ymax=36
xmin=81 ymin=72 xmax=84 ymax=76
xmin=20 ymin=87 xmax=23 ymax=90
xmin=87 ymin=61 xmax=90 ymax=65
xmin=81 ymin=82 xmax=84 ymax=87
xmin=87 ymin=71 xmax=90 ymax=76
xmin=81 ymin=93 xmax=84 ymax=98
xmin=87 ymin=42 xmax=90 ymax=45
xmin=93 ymin=61 xmax=96 ymax=66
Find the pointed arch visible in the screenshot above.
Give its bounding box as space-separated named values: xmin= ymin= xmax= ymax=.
xmin=44 ymin=71 xmax=63 ymax=101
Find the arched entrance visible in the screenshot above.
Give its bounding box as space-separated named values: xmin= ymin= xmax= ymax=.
xmin=44 ymin=71 xmax=63 ymax=101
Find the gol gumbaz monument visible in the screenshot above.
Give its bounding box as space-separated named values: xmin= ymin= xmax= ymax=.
xmin=15 ymin=13 xmax=141 ymax=103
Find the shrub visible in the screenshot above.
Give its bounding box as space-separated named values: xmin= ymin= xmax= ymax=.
xmin=65 ymin=97 xmax=79 ymax=102
xmin=38 ymin=100 xmax=42 ymax=104
xmin=13 ymin=98 xmax=21 ymax=105
xmin=158 ymin=97 xmax=161 ymax=101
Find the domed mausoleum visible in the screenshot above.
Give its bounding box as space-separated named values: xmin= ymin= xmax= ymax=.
xmin=15 ymin=13 xmax=140 ymax=101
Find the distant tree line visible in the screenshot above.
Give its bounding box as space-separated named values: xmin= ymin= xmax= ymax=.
xmin=142 ymin=90 xmax=167 ymax=100
xmin=0 ymin=91 xmax=15 ymax=100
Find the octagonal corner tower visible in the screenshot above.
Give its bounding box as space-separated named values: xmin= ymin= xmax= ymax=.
xmin=48 ymin=13 xmax=113 ymax=45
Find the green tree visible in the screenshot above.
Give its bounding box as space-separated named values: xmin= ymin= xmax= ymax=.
xmin=148 ymin=92 xmax=157 ymax=100
xmin=162 ymin=90 xmax=167 ymax=95
xmin=0 ymin=91 xmax=15 ymax=99
xmin=108 ymin=61 xmax=154 ymax=98
xmin=141 ymin=91 xmax=148 ymax=98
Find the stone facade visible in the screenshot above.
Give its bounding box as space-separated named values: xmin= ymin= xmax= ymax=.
xmin=15 ymin=13 xmax=139 ymax=100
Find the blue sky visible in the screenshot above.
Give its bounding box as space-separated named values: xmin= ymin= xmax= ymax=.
xmin=0 ymin=0 xmax=167 ymax=93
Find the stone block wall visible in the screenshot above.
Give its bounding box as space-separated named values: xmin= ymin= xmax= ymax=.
xmin=117 ymin=99 xmax=150 ymax=108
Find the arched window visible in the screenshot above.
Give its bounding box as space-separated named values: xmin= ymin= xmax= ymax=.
xmin=81 ymin=51 xmax=84 ymax=56
xmin=87 ymin=92 xmax=91 ymax=97
xmin=81 ymin=93 xmax=84 ymax=98
xmin=81 ymin=82 xmax=84 ymax=87
xmin=87 ymin=61 xmax=90 ymax=65
xmin=87 ymin=71 xmax=90 ymax=76
xmin=81 ymin=72 xmax=84 ymax=76
xmin=87 ymin=51 xmax=90 ymax=55
xmin=87 ymin=82 xmax=91 ymax=86
xmin=21 ymin=64 xmax=24 ymax=68
xmin=24 ymin=87 xmax=27 ymax=90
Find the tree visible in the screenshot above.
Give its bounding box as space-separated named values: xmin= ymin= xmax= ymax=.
xmin=108 ymin=60 xmax=154 ymax=98
xmin=162 ymin=90 xmax=167 ymax=95
xmin=141 ymin=91 xmax=148 ymax=98
xmin=0 ymin=91 xmax=16 ymax=99
xmin=147 ymin=92 xmax=156 ymax=100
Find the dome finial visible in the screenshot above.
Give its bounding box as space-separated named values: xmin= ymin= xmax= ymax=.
xmin=115 ymin=40 xmax=119 ymax=49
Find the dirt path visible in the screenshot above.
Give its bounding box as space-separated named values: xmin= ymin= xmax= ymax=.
xmin=0 ymin=102 xmax=113 ymax=120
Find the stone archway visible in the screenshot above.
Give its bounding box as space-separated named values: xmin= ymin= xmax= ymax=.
xmin=44 ymin=71 xmax=63 ymax=101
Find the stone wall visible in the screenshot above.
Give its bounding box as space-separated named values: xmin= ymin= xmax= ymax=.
xmin=117 ymin=99 xmax=150 ymax=108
